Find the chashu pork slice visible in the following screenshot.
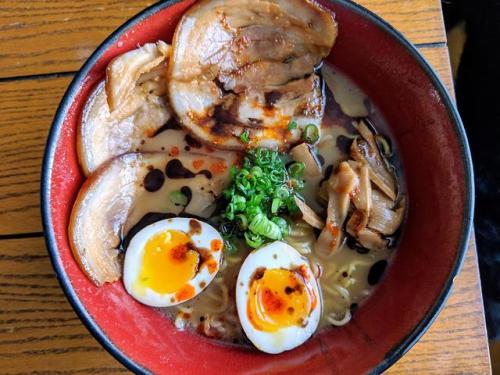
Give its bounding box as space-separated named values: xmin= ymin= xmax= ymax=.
xmin=69 ymin=152 xmax=233 ymax=286
xmin=78 ymin=42 xmax=171 ymax=175
xmin=168 ymin=0 xmax=337 ymax=150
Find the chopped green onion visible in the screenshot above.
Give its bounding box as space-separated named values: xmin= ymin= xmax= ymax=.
xmin=240 ymin=130 xmax=250 ymax=143
xmin=271 ymin=198 xmax=281 ymax=214
xmin=244 ymin=232 xmax=264 ymax=248
xmin=221 ymin=148 xmax=305 ymax=251
xmin=288 ymin=120 xmax=298 ymax=131
xmin=249 ymin=213 xmax=282 ymax=240
xmin=169 ymin=190 xmax=188 ymax=206
xmin=236 ymin=214 xmax=248 ymax=230
xmin=275 ymin=186 xmax=290 ymax=200
xmin=303 ymin=124 xmax=319 ymax=144
xmin=288 ymin=162 xmax=305 ymax=178
xmin=271 ymin=217 xmax=289 ymax=237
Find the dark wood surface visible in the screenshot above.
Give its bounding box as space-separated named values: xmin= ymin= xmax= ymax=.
xmin=0 ymin=0 xmax=491 ymax=373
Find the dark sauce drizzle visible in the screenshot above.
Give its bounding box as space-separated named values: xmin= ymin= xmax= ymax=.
xmin=152 ymin=117 xmax=182 ymax=136
xmin=143 ymin=169 xmax=165 ymax=192
xmin=367 ymin=260 xmax=388 ymax=286
xmin=165 ymin=159 xmax=212 ymax=179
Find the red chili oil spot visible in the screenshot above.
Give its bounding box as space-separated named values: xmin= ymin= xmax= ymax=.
xmin=175 ymin=284 xmax=195 ymax=302
xmin=211 ymin=239 xmax=223 ymax=251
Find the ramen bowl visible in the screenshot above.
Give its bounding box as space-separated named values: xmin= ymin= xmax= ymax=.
xmin=41 ymin=0 xmax=473 ymax=373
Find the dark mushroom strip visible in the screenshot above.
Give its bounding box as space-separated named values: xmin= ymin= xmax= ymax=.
xmin=350 ymin=120 xmax=397 ymax=200
xmin=340 ymin=161 xmax=371 ymax=238
xmin=293 ymin=196 xmax=325 ymax=229
xmin=290 ymin=143 xmax=322 ymax=177
xmin=315 ymin=162 xmax=358 ymax=257
xmin=356 ymin=228 xmax=389 ymax=251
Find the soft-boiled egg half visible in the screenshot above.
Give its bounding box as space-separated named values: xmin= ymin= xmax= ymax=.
xmin=236 ymin=241 xmax=322 ymax=354
xmin=123 ymin=218 xmax=223 ymax=307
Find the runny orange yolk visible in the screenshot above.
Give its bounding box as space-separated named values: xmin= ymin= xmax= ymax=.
xmin=136 ymin=230 xmax=199 ymax=294
xmin=247 ymin=269 xmax=313 ymax=332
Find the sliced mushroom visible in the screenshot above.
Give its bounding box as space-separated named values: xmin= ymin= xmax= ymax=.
xmin=368 ymin=190 xmax=405 ymax=235
xmin=106 ymin=41 xmax=170 ymax=118
xmin=290 ymin=143 xmax=322 ymax=177
xmin=344 ymin=161 xmax=371 ymax=237
xmin=293 ymin=196 xmax=325 ymax=229
xmin=315 ymin=162 xmax=358 ymax=257
xmin=69 ymin=152 xmax=233 ymax=286
xmin=168 ymin=0 xmax=337 ymax=150
xmin=350 ymin=120 xmax=397 ymax=200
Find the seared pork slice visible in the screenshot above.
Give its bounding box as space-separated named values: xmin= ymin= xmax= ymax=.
xmin=168 ymin=0 xmax=337 ymax=150
xmin=106 ymin=41 xmax=170 ymax=119
xmin=78 ymin=42 xmax=174 ymax=175
xmin=78 ymin=82 xmax=171 ymax=175
xmin=69 ymin=152 xmax=233 ymax=286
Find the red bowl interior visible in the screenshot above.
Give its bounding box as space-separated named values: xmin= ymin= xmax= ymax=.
xmin=42 ymin=0 xmax=473 ymax=373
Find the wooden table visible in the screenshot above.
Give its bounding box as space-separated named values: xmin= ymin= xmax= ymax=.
xmin=0 ymin=0 xmax=492 ymax=373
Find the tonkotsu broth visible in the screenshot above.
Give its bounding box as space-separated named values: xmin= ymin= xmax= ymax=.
xmin=161 ymin=63 xmax=405 ymax=345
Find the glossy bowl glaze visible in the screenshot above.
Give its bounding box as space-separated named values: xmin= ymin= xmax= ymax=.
xmin=41 ymin=0 xmax=473 ymax=373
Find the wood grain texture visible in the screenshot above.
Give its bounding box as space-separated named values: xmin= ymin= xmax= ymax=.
xmin=0 ymin=76 xmax=72 ymax=235
xmin=0 ymin=237 xmax=125 ymax=374
xmin=0 ymin=0 xmax=445 ymax=79
xmin=0 ymin=1 xmax=154 ymax=79
xmin=356 ymin=0 xmax=446 ymax=45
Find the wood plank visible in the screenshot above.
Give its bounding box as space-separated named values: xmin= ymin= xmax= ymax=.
xmin=0 ymin=237 xmax=125 ymax=374
xmin=357 ymin=0 xmax=446 ymax=45
xmin=418 ymin=45 xmax=455 ymax=97
xmin=0 ymin=0 xmax=446 ymax=79
xmin=0 ymin=0 xmax=154 ymax=78
xmin=0 ymin=76 xmax=72 ymax=235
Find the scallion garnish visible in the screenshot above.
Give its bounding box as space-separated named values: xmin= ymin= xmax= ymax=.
xmin=169 ymin=190 xmax=188 ymax=206
xmin=221 ymin=148 xmax=304 ymax=249
xmin=240 ymin=130 xmax=250 ymax=143
xmin=303 ymin=124 xmax=319 ymax=144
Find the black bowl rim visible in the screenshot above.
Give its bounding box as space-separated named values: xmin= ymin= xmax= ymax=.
xmin=40 ymin=0 xmax=474 ymax=374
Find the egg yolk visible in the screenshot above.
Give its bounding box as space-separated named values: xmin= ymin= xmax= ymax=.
xmin=247 ymin=268 xmax=314 ymax=332
xmin=135 ymin=230 xmax=199 ymax=294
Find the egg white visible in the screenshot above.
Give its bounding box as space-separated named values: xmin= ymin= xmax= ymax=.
xmin=236 ymin=241 xmax=322 ymax=354
xmin=123 ymin=218 xmax=222 ymax=307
